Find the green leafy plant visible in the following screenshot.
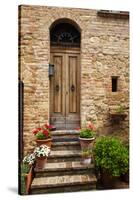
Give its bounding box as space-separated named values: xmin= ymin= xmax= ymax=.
xmin=21 ymin=163 xmax=31 ymax=174
xmin=93 ymin=136 xmax=129 ymax=177
xmin=116 ymin=105 xmax=124 ymax=114
xmin=79 ymin=121 xmax=95 ymax=138
xmin=20 ymin=163 xmax=31 ymax=195
xmin=80 ymin=129 xmax=94 ymax=138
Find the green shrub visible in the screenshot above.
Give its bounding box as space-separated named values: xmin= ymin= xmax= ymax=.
xmin=93 ymin=136 xmax=129 ymax=177
xmin=116 ymin=105 xmax=124 ymax=114
xmin=80 ymin=128 xmax=95 ymax=138
xmin=21 ymin=163 xmax=30 ymax=174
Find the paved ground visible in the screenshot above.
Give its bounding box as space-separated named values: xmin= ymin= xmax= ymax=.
xmin=97 ymin=179 xmax=129 ymax=190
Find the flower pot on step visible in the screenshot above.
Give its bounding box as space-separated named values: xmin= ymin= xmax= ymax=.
xmin=25 ymin=166 xmax=33 ymax=194
xmin=79 ymin=137 xmax=95 ymax=150
xmin=81 ymin=156 xmax=92 ymax=165
xmin=81 ymin=145 xmax=94 ymax=165
xmin=21 ymin=166 xmax=33 ymax=195
xmin=34 ymin=145 xmax=50 ymax=170
xmin=100 ymin=169 xmax=120 ymax=189
xmin=35 ymin=157 xmax=47 ymax=169
xmin=32 ymin=123 xmax=53 ymax=149
xmin=35 ymin=138 xmax=52 ymax=148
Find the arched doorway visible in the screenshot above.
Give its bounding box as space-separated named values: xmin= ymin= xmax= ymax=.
xmin=49 ymin=19 xmax=81 ymax=129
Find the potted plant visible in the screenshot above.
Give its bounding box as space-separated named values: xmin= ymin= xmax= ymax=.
xmin=32 ymin=123 xmax=53 ymax=148
xmin=20 ymin=153 xmax=35 ymax=194
xmin=79 ymin=121 xmax=95 ymax=148
xmin=109 ymin=105 xmax=127 ymax=122
xmin=81 ymin=148 xmax=93 ymax=165
xmin=78 ymin=121 xmax=95 ymax=164
xmin=34 ymin=145 xmax=50 ymax=169
xmin=93 ymin=136 xmax=129 ymax=189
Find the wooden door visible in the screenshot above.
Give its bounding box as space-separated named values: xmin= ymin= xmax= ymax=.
xmin=50 ymin=48 xmax=80 ymax=129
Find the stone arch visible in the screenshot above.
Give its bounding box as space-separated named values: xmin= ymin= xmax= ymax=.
xmin=49 ymin=18 xmax=81 ymax=32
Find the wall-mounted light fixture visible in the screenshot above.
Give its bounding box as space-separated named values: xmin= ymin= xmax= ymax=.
xmin=49 ymin=64 xmax=54 ymax=77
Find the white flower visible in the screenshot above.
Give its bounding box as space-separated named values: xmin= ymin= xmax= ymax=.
xmin=23 ymin=153 xmax=36 ymax=165
xmin=34 ymin=145 xmax=50 ymax=158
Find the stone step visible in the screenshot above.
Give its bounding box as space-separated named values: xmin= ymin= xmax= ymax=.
xmin=53 ymin=137 xmax=79 ymax=142
xmin=51 ymin=141 xmax=80 ymax=151
xmin=51 ymin=130 xmax=80 ymax=141
xmin=35 ymin=161 xmax=95 ymax=177
xmin=51 ymin=130 xmax=80 ymax=143
xmin=50 ymin=123 xmax=80 ymax=130
xmin=51 ymin=130 xmax=80 ymax=135
xmin=30 ymin=129 xmax=97 ymax=194
xmin=30 ymin=174 xmax=97 ymax=194
xmin=48 ymin=150 xmax=81 ymax=163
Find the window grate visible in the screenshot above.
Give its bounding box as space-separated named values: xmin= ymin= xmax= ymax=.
xmin=50 ymin=23 xmax=80 ymax=47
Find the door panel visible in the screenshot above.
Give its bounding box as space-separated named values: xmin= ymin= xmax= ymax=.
xmin=53 ymin=56 xmax=62 ymax=113
xmin=65 ymin=53 xmax=80 ymax=129
xmin=50 ymin=53 xmax=66 ymax=129
xmin=69 ymin=56 xmax=77 ymax=113
xmin=50 ymin=49 xmax=80 ymax=129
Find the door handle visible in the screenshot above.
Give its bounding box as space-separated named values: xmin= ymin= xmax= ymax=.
xmin=55 ymin=85 xmax=59 ymax=92
xmin=71 ymin=84 xmax=75 ymax=92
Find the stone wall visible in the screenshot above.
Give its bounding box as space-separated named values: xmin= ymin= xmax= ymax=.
xmin=19 ymin=5 xmax=129 ymax=154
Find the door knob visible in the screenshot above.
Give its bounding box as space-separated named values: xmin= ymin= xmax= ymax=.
xmin=55 ymin=85 xmax=59 ymax=92
xmin=71 ymin=84 xmax=75 ymax=92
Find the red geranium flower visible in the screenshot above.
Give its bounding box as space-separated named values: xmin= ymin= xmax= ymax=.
xmin=48 ymin=125 xmax=53 ymax=129
xmin=37 ymin=127 xmax=42 ymax=131
xmin=44 ymin=123 xmax=53 ymax=130
xmin=87 ymin=121 xmax=95 ymax=130
xmin=43 ymin=129 xmax=49 ymax=137
xmin=44 ymin=123 xmax=49 ymax=129
xmin=32 ymin=127 xmax=43 ymax=135
xmin=33 ymin=129 xmax=38 ymax=135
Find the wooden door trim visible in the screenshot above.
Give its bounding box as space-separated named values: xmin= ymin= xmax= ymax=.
xmin=51 ymin=47 xmax=80 ymax=54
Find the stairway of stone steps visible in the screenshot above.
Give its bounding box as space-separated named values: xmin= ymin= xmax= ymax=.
xmin=30 ymin=130 xmax=97 ymax=194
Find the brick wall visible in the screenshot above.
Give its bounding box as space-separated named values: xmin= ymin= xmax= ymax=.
xmin=19 ymin=5 xmax=129 ymax=154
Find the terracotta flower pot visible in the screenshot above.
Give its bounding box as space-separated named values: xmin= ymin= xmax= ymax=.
xmin=100 ymin=169 xmax=120 ymax=189
xmin=35 ymin=138 xmax=52 ymax=148
xmin=81 ymin=156 xmax=92 ymax=165
xmin=79 ymin=137 xmax=95 ymax=164
xmin=25 ymin=166 xmax=33 ymax=194
xmin=79 ymin=137 xmax=95 ymax=150
xmin=35 ymin=156 xmax=47 ymax=169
